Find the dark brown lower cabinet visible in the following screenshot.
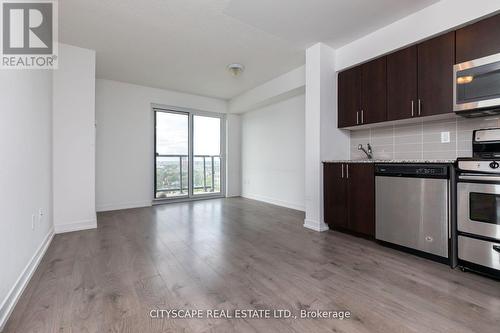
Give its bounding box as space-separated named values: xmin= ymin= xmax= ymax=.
xmin=324 ymin=163 xmax=348 ymax=229
xmin=347 ymin=163 xmax=375 ymax=236
xmin=323 ymin=163 xmax=375 ymax=237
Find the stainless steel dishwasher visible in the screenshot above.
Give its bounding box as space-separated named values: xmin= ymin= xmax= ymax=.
xmin=375 ymin=164 xmax=450 ymax=260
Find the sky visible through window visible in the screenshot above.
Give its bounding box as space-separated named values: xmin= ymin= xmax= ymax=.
xmin=194 ymin=115 xmax=220 ymax=156
xmin=156 ymin=112 xmax=188 ymax=155
xmin=156 ymin=112 xmax=220 ymax=156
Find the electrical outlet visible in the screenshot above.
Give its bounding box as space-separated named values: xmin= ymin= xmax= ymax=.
xmin=441 ymin=131 xmax=450 ymax=143
xmin=38 ymin=208 xmax=44 ymax=224
xmin=31 ymin=214 xmax=35 ymax=230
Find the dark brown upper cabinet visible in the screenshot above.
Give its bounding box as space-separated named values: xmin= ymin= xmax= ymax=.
xmin=338 ymin=58 xmax=387 ymax=127
xmin=417 ymin=32 xmax=455 ymax=117
xmin=386 ymin=33 xmax=455 ymax=120
xmin=456 ymin=13 xmax=500 ymax=64
xmin=387 ymin=46 xmax=418 ymax=121
xmin=338 ymin=67 xmax=361 ymax=128
xmin=362 ymin=57 xmax=387 ymax=124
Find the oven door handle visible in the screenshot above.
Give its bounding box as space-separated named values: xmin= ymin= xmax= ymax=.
xmin=494 ymin=245 xmax=500 ymax=253
xmin=459 ymin=175 xmax=500 ymax=182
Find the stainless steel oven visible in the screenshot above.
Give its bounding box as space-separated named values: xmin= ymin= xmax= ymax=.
xmin=454 ymin=53 xmax=500 ymax=117
xmin=457 ymin=128 xmax=500 ymax=276
xmin=457 ymin=177 xmax=500 ymax=240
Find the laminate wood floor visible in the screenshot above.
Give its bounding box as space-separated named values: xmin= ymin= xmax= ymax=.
xmin=4 ymin=198 xmax=500 ymax=333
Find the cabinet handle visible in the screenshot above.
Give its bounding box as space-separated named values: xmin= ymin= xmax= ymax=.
xmin=418 ymin=99 xmax=422 ymax=116
xmin=361 ymin=110 xmax=364 ymax=124
xmin=356 ymin=111 xmax=359 ymax=125
xmin=411 ymin=100 xmax=414 ymax=117
xmin=346 ymin=164 xmax=349 ymax=179
xmin=494 ymin=245 xmax=500 ymax=253
xmin=341 ymin=164 xmax=344 ymax=178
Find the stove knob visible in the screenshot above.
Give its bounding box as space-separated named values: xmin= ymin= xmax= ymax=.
xmin=490 ymin=161 xmax=499 ymax=169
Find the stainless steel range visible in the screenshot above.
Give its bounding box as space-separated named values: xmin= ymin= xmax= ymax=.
xmin=457 ymin=128 xmax=500 ymax=278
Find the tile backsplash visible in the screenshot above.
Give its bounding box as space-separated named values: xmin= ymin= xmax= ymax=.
xmin=350 ymin=116 xmax=500 ymax=160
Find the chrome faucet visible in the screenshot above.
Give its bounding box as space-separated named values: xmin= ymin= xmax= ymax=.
xmin=358 ymin=143 xmax=373 ymax=159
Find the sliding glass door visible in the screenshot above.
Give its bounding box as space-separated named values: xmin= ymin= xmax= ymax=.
xmin=154 ymin=108 xmax=224 ymax=201
xmin=193 ymin=115 xmax=222 ymax=196
xmin=155 ymin=111 xmax=189 ymax=199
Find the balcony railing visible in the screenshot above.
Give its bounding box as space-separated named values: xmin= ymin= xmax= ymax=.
xmin=155 ymin=154 xmax=221 ymax=197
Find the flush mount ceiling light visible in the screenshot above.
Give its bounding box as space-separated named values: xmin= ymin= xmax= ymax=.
xmin=227 ymin=63 xmax=245 ymax=77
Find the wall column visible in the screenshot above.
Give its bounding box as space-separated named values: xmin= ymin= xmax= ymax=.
xmin=304 ymin=43 xmax=350 ymax=232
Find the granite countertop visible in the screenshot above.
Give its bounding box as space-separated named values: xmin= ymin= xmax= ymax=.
xmin=322 ymin=159 xmax=456 ymax=164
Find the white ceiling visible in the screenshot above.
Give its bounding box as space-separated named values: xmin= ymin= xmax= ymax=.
xmin=59 ymin=0 xmax=439 ymax=100
xmin=225 ymin=0 xmax=440 ymax=48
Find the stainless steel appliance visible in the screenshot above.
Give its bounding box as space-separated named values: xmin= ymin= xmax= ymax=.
xmin=375 ymin=164 xmax=450 ymax=261
xmin=454 ymin=53 xmax=500 ymax=117
xmin=457 ymin=128 xmax=500 ymax=277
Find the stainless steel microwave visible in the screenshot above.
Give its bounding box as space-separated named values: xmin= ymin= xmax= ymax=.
xmin=454 ymin=53 xmax=500 ymax=117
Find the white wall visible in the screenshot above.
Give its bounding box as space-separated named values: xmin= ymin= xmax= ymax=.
xmin=53 ymin=44 xmax=97 ymax=233
xmin=335 ymin=0 xmax=500 ymax=70
xmin=95 ymin=79 xmax=228 ymax=211
xmin=241 ymin=94 xmax=306 ymax=211
xmin=0 ymin=71 xmax=54 ymax=330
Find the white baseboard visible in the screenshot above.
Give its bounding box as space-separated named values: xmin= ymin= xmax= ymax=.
xmin=0 ymin=227 xmax=54 ymax=332
xmin=241 ymin=193 xmax=305 ymax=211
xmin=96 ymin=201 xmax=151 ymax=212
xmin=303 ymin=219 xmax=329 ymax=232
xmin=54 ymin=218 xmax=97 ymax=234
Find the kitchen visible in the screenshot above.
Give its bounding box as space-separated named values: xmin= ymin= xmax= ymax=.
xmin=324 ymin=13 xmax=500 ymax=279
